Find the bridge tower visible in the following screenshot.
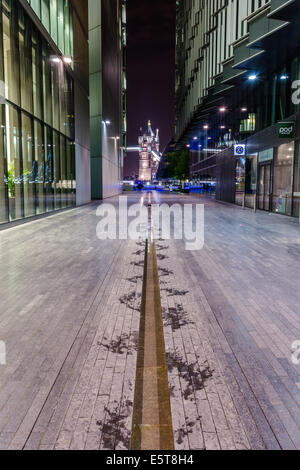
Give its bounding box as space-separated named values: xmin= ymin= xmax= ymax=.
xmin=138 ymin=121 xmax=160 ymax=181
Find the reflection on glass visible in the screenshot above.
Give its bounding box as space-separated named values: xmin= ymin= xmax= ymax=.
xmin=6 ymin=104 xmax=22 ymax=221
xmin=45 ymin=125 xmax=54 ymax=212
xmin=52 ymin=131 xmax=60 ymax=210
xmin=0 ymin=105 xmax=8 ymax=223
xmin=34 ymin=120 xmax=45 ymax=215
xmin=273 ymin=142 xmax=294 ymax=216
xmin=3 ymin=11 xmax=20 ymax=106
xmin=293 ymin=141 xmax=300 ymax=218
xmin=22 ymin=113 xmax=35 ymax=218
xmin=0 ymin=0 xmax=75 ymax=225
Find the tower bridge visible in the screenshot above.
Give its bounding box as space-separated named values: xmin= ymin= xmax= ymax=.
xmin=126 ymin=121 xmax=161 ymax=181
xmin=138 ymin=121 xmax=160 ymax=181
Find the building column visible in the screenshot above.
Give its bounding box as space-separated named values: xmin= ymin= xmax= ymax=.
xmin=88 ymin=0 xmax=103 ymax=200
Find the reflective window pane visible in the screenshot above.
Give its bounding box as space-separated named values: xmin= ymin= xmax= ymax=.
xmin=22 ymin=113 xmax=35 ymax=218
xmin=34 ymin=120 xmax=45 ymax=215
xmin=273 ymin=142 xmax=294 ymax=216
xmin=0 ymin=0 xmax=75 ymax=225
xmin=6 ymin=104 xmax=23 ymax=221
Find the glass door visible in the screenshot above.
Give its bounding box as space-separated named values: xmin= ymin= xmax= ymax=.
xmin=258 ymin=164 xmax=272 ymax=211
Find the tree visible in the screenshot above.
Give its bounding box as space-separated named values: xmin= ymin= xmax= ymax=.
xmin=162 ymin=149 xmax=190 ymax=183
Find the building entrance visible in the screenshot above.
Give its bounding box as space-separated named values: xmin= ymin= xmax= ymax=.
xmin=258 ymin=164 xmax=272 ymax=211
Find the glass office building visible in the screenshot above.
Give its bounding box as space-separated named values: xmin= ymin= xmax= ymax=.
xmin=0 ymin=0 xmax=75 ymax=224
xmin=26 ymin=0 xmax=74 ymax=59
xmin=175 ymin=0 xmax=300 ymax=219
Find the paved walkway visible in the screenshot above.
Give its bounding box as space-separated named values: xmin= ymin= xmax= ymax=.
xmin=0 ymin=193 xmax=299 ymax=450
xmin=155 ymin=193 xmax=300 ymax=450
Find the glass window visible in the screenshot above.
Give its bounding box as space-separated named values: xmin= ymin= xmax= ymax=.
xmin=51 ymin=58 xmax=60 ymax=131
xmin=6 ymin=104 xmax=23 ymax=221
xmin=64 ymin=0 xmax=70 ymax=57
xmin=34 ymin=119 xmax=45 ymax=215
xmin=22 ymin=112 xmax=35 ymax=218
xmin=50 ymin=0 xmax=58 ymax=44
xmin=42 ymin=44 xmax=53 ymax=126
xmin=53 ymin=130 xmax=61 ymax=209
xmin=235 ymin=157 xmax=246 ymax=206
xmin=28 ymin=0 xmax=73 ymax=60
xmin=3 ymin=10 xmax=20 ymax=106
xmin=66 ymin=138 xmax=75 ymax=206
xmin=60 ymin=135 xmax=67 ymax=208
xmin=44 ymin=125 xmax=54 ymax=212
xmin=273 ymin=142 xmax=294 ymax=216
xmin=41 ymin=0 xmax=50 ymax=33
xmin=59 ymin=67 xmax=67 ymax=134
xmin=57 ymin=0 xmax=64 ymax=54
xmin=0 ymin=104 xmax=8 ymax=223
xmin=0 ymin=0 xmax=75 ymax=224
xmin=32 ymin=29 xmax=43 ymax=120
xmin=245 ymin=155 xmax=257 ymax=194
xmin=30 ymin=0 xmax=41 ymax=18
xmin=19 ymin=14 xmax=33 ymax=114
xmin=293 ymin=140 xmax=300 ymax=218
xmin=65 ymin=73 xmax=74 ymax=138
xmin=69 ymin=8 xmax=73 ymax=59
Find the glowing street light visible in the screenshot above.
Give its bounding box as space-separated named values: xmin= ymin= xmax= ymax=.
xmin=248 ymin=74 xmax=257 ymax=81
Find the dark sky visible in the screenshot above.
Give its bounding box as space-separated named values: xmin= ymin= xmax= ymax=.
xmin=124 ymin=0 xmax=176 ymax=177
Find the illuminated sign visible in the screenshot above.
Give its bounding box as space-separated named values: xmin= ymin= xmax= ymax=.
xmin=234 ymin=144 xmax=246 ymax=156
xmin=278 ymin=121 xmax=295 ymax=139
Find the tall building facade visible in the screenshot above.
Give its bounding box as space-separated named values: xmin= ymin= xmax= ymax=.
xmin=175 ymin=0 xmax=300 ymax=218
xmin=89 ymin=0 xmax=126 ymax=199
xmin=138 ymin=121 xmax=160 ymax=181
xmin=0 ymin=0 xmax=125 ymax=225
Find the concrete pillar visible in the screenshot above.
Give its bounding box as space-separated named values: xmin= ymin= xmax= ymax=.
xmin=88 ymin=0 xmax=103 ymax=200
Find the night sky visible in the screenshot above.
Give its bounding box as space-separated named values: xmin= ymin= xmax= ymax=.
xmin=124 ymin=0 xmax=176 ymax=178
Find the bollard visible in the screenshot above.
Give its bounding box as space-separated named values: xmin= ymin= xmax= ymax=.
xmin=254 ymin=193 xmax=257 ymax=213
xmin=242 ymin=193 xmax=246 ymax=209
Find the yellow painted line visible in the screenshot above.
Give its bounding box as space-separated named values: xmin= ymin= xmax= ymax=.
xmin=131 ymin=236 xmax=174 ymax=450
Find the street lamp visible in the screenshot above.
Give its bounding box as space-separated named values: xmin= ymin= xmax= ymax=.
xmin=248 ymin=74 xmax=257 ymax=81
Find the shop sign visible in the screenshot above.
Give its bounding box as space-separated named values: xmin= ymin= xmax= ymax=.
xmin=278 ymin=121 xmax=295 ymax=139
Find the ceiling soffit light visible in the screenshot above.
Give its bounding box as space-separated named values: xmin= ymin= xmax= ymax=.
xmin=63 ymin=56 xmax=73 ymax=64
